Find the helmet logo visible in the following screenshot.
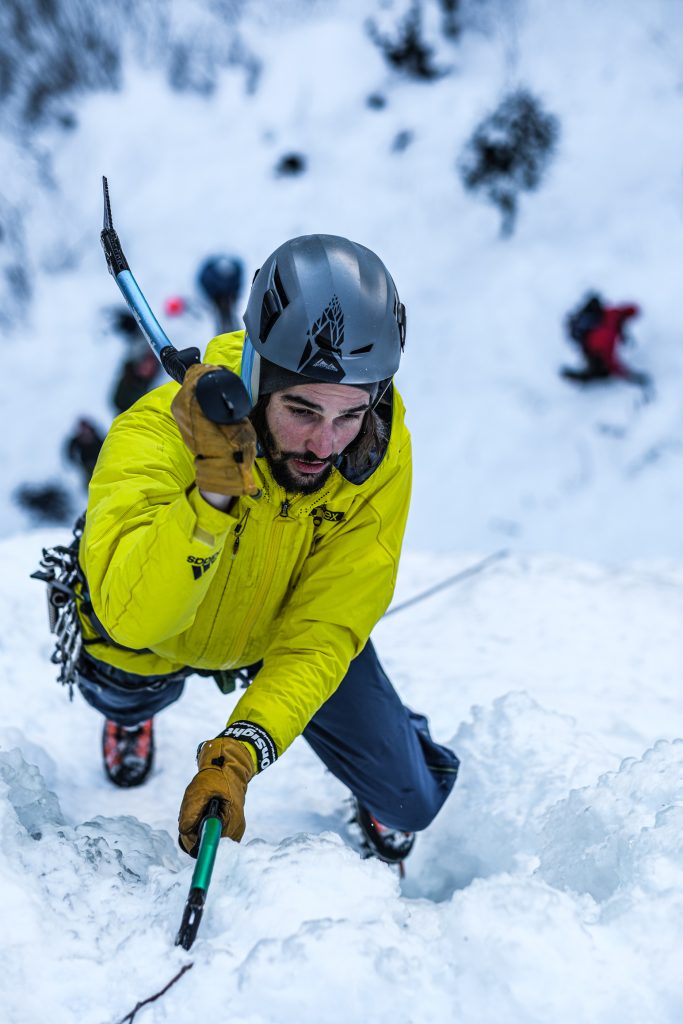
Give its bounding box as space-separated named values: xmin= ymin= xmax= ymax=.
xmin=312 ymin=357 xmax=339 ymax=372
xmin=296 ymin=294 xmax=346 ymax=382
xmin=310 ymin=294 xmax=344 ymax=352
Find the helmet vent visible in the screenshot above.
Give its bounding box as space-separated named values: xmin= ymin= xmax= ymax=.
xmin=397 ymin=301 xmax=406 ymax=350
xmin=273 ymin=265 xmax=289 ymax=308
xmin=260 ymin=289 xmax=280 ymax=342
xmin=350 ymin=344 xmax=373 ymax=355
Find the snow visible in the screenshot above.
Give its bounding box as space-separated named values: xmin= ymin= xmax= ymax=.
xmin=2 ymin=533 xmax=683 ymax=1022
xmin=1 ymin=1 xmax=683 ymax=1021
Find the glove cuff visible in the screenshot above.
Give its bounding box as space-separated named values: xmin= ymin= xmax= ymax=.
xmin=218 ymin=721 xmax=277 ymax=773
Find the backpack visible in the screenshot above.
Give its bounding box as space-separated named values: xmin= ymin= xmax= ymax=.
xmin=567 ymin=295 xmax=604 ymax=345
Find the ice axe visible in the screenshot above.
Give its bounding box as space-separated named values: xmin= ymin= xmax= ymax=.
xmin=175 ymin=797 xmax=223 ymax=950
xmin=99 ymin=175 xmax=250 ymax=424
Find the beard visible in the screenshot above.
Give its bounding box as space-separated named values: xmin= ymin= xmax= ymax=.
xmin=258 ymin=417 xmax=337 ymax=495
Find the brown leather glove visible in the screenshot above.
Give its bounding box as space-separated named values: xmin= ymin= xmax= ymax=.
xmin=178 ymin=737 xmax=255 ymax=855
xmin=171 ymin=363 xmax=259 ymax=497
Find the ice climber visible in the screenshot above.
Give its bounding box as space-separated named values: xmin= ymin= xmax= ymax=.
xmin=65 ymin=417 xmax=105 ymax=487
xmin=561 ymin=293 xmax=650 ymax=387
xmin=74 ymin=234 xmax=459 ymax=868
xmin=197 ymin=253 xmax=244 ymax=333
xmin=111 ymin=348 xmax=160 ymax=414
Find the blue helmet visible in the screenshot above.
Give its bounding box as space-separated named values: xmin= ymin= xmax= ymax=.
xmin=197 ymin=255 xmax=243 ymax=304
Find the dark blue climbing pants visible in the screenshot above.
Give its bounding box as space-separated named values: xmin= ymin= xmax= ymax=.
xmin=303 ymin=640 xmax=459 ymax=831
xmin=78 ymin=652 xmax=190 ymax=727
xmin=78 ymin=639 xmax=459 ymax=832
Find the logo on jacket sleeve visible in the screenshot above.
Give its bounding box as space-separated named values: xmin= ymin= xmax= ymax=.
xmin=187 ymin=551 xmax=219 ymax=580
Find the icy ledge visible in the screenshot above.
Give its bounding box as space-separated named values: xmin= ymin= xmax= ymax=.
xmin=2 ymin=699 xmax=683 ymax=1023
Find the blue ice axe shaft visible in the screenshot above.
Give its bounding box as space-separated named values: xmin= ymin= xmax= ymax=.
xmin=99 ymin=176 xmax=252 ymax=424
xmin=100 ymin=175 xmax=200 ymax=385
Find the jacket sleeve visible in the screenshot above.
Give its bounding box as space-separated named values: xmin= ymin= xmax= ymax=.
xmin=226 ymin=432 xmax=412 ymax=760
xmin=81 ymin=385 xmax=237 ymax=649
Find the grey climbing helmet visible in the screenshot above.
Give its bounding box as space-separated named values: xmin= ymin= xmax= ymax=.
xmin=241 ymin=234 xmax=406 ymax=402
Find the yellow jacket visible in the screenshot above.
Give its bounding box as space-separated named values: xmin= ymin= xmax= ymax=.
xmin=79 ymin=331 xmax=411 ymax=762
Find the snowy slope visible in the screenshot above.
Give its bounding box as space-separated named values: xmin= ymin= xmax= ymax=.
xmin=3 ymin=533 xmax=683 ymax=1023
xmin=1 ymin=0 xmax=683 ymax=557
xmin=2 ymin=2 xmax=683 ymax=1022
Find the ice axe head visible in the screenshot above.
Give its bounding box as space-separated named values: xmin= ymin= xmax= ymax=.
xmin=195 ymin=368 xmax=252 ymax=425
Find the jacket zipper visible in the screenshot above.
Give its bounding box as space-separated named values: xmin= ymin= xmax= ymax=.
xmin=194 ymin=507 xmax=250 ymax=661
xmin=232 ymin=508 xmax=251 ymax=557
xmin=221 ymin=484 xmax=332 ymax=664
xmin=226 ymin=512 xmax=287 ymax=663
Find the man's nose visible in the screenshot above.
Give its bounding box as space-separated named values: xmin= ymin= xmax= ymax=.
xmin=306 ymin=421 xmax=336 ymax=460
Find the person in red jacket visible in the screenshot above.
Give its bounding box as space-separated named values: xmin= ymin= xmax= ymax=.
xmin=562 ymin=294 xmax=650 ymax=388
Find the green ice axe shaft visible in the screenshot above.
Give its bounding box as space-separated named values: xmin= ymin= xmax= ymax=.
xmin=175 ymin=797 xmax=223 ymax=951
xmin=99 ymin=176 xmax=251 ymax=424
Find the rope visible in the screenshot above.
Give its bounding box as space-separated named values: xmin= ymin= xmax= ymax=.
xmin=383 ymin=549 xmax=510 ymax=618
xmin=113 ymin=963 xmax=194 ymax=1024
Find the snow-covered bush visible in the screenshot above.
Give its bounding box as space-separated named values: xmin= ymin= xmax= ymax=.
xmin=0 ymin=0 xmax=261 ymax=130
xmin=0 ymin=0 xmax=125 ymax=128
xmin=366 ymin=1 xmax=447 ymax=81
xmin=459 ymin=88 xmax=560 ymax=236
xmin=0 ymin=0 xmax=262 ymax=328
xmin=0 ymin=191 xmax=30 ymax=330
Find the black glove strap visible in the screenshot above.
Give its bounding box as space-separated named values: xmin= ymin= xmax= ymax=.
xmin=217 ymin=721 xmax=277 ymax=772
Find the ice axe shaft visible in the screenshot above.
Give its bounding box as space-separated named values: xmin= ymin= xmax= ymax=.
xmin=175 ymin=797 xmax=222 ymax=951
xmin=100 ymin=176 xmax=250 ymax=424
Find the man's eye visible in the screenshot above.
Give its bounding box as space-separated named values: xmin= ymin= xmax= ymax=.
xmin=289 ymin=407 xmax=314 ymax=418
